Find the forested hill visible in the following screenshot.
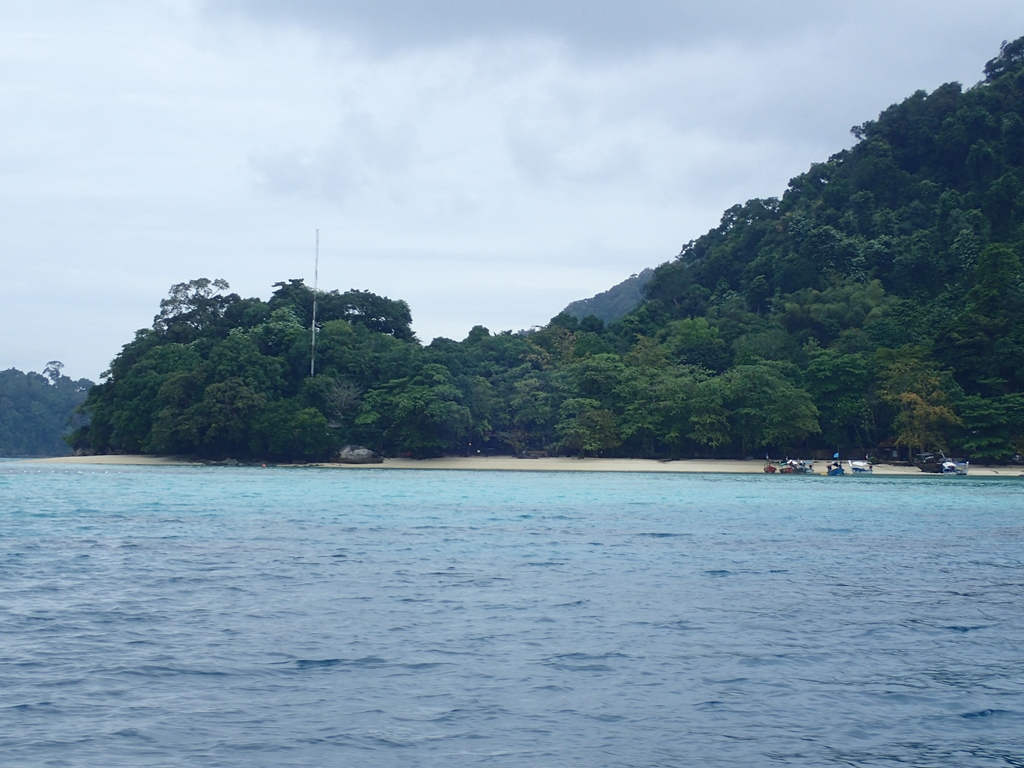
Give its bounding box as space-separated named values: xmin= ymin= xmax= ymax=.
xmin=76 ymin=37 xmax=1024 ymax=462
xmin=620 ymin=36 xmax=1024 ymax=459
xmin=0 ymin=364 xmax=93 ymax=456
xmin=562 ymin=268 xmax=654 ymax=324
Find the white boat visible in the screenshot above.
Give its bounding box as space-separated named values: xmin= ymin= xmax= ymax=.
xmin=763 ymin=458 xmax=815 ymax=474
xmin=941 ymin=458 xmax=969 ymax=475
xmin=914 ymin=451 xmax=968 ymax=474
xmin=847 ymin=459 xmax=873 ymax=473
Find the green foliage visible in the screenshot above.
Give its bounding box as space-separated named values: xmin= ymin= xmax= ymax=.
xmin=269 ymin=279 xmax=415 ymax=340
xmin=555 ymin=398 xmax=620 ymax=456
xmin=356 ymin=364 xmax=472 ymax=457
xmin=250 ymin=399 xmax=333 ymax=460
xmin=719 ymin=363 xmax=820 ymax=452
xmin=0 ymin=366 xmax=93 ymax=456
xmin=875 ymin=348 xmax=962 ymax=454
xmin=804 ymin=346 xmax=873 ymax=449
xmin=562 ymin=268 xmax=655 ymax=323
xmin=628 ymin=36 xmax=1024 ymax=460
xmin=955 ymin=393 xmax=1024 ymax=461
xmin=77 ymin=279 xmax=414 ymax=462
xmin=659 ymin=318 xmax=731 ymax=371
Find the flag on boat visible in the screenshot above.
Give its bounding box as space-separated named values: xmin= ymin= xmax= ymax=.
xmin=833 ymin=452 xmax=839 ymax=459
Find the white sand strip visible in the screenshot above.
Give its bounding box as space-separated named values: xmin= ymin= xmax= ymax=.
xmin=24 ymin=454 xmax=1022 ymax=476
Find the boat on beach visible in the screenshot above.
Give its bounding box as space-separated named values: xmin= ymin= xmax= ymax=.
xmin=763 ymin=458 xmax=815 ymax=474
xmin=941 ymin=457 xmax=969 ymax=475
xmin=847 ymin=459 xmax=873 ymax=473
xmin=915 ymin=452 xmax=969 ymax=475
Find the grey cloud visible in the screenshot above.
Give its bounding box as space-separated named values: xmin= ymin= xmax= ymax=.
xmin=505 ymin=120 xmax=644 ymax=187
xmin=253 ymin=111 xmax=419 ymax=201
xmin=204 ymin=0 xmax=850 ymax=54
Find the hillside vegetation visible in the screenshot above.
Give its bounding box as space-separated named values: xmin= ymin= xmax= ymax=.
xmin=562 ymin=268 xmax=654 ymax=324
xmin=74 ymin=38 xmax=1024 ymax=462
xmin=0 ymin=364 xmax=93 ymax=456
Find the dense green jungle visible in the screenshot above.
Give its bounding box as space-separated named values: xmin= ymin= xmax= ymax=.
xmin=0 ymin=364 xmax=93 ymax=456
xmin=71 ymin=38 xmax=1024 ymax=463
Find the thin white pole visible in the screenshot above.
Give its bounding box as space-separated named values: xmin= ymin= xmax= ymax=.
xmin=310 ymin=229 xmax=319 ymax=376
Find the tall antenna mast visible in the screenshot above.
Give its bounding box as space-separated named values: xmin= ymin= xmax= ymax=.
xmin=309 ymin=228 xmax=319 ymax=377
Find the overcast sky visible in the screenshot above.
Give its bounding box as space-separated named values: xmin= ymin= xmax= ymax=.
xmin=3 ymin=1 xmax=1023 ymax=379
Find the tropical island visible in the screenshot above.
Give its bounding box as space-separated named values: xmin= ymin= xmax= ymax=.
xmin=64 ymin=38 xmax=1024 ymax=466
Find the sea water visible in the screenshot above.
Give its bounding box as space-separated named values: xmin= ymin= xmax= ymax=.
xmin=1 ymin=464 xmax=1022 ymax=767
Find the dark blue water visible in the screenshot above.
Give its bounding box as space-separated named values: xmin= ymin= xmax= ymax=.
xmin=2 ymin=464 xmax=1022 ymax=766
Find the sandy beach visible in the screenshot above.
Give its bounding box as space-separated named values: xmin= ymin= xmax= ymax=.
xmin=24 ymin=454 xmax=1024 ymax=476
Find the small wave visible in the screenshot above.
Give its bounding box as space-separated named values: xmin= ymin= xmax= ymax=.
xmin=113 ymin=728 xmax=156 ymax=742
xmin=120 ymin=664 xmax=232 ymax=678
xmin=695 ymin=700 xmax=725 ymax=710
xmin=6 ymin=701 xmax=56 ymax=712
xmin=542 ymin=652 xmax=624 ymax=672
xmin=657 ymin=619 xmax=699 ymax=632
xmin=547 ymin=652 xmax=627 ymax=661
xmin=961 ymin=708 xmax=1009 ymax=718
xmin=399 ymin=662 xmax=450 ymax=671
xmin=545 ymin=662 xmax=613 ymax=672
xmin=293 ymin=656 xmax=388 ymax=669
xmin=520 ymin=561 xmax=567 ymax=567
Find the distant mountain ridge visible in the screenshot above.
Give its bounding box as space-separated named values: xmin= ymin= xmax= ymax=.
xmin=561 ymin=268 xmax=655 ymax=323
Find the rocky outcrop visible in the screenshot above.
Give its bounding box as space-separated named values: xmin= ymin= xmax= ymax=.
xmin=334 ymin=445 xmax=383 ymax=464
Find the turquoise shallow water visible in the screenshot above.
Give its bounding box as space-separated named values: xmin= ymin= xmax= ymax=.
xmin=1 ymin=464 xmax=1022 ymax=767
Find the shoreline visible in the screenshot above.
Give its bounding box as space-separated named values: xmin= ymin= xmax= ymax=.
xmin=21 ymin=454 xmax=1024 ymax=476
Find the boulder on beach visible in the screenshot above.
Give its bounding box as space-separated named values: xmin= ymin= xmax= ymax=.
xmin=334 ymin=445 xmax=383 ymax=464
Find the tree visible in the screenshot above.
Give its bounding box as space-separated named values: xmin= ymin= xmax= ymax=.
xmin=555 ymin=398 xmax=620 ymax=456
xmin=956 ymin=394 xmax=1024 ymax=461
xmin=43 ymin=361 xmax=64 ymax=383
xmin=617 ymin=339 xmax=698 ymax=457
xmin=302 ymin=375 xmax=363 ymax=428
xmin=659 ymin=318 xmax=730 ymax=371
xmin=804 ymin=347 xmax=874 ymax=449
xmin=876 ymin=348 xmax=961 ymax=454
xmin=495 ymin=370 xmax=553 ymax=456
xmin=270 ymin=280 xmax=415 ymax=340
xmin=721 ymin=363 xmax=820 ymax=452
xmin=153 ymin=278 xmax=234 ymax=340
xmin=356 ymin=364 xmax=472 ymax=457
xmin=688 ymin=377 xmax=731 ymax=452
xmin=249 ymin=399 xmax=333 ymax=461
xmin=984 ymin=36 xmax=1024 ymax=80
